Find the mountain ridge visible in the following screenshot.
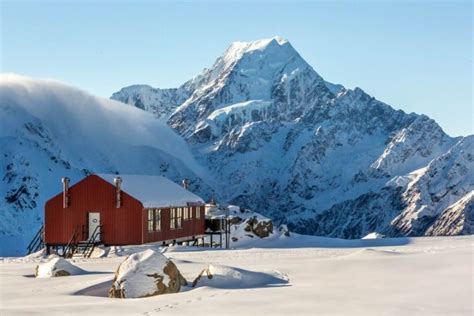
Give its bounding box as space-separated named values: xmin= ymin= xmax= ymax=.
xmin=0 ymin=37 xmax=471 ymax=256
xmin=112 ymin=36 xmax=472 ymax=239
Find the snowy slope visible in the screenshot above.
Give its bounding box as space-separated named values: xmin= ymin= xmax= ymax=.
xmin=113 ymin=36 xmax=472 ymax=239
xmin=0 ymin=74 xmax=211 ymax=256
xmin=1 ymin=236 xmax=473 ymax=315
xmin=110 ymin=85 xmax=190 ymax=121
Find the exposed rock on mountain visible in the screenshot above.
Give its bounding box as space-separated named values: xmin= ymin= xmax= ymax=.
xmin=113 ymin=36 xmax=472 ymax=240
xmin=1 ymin=37 xmax=471 ymax=256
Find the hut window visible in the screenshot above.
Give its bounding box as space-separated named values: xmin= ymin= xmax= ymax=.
xmin=196 ymin=206 xmax=201 ymax=219
xmin=147 ymin=209 xmax=154 ymax=232
xmin=184 ymin=207 xmax=189 ymax=220
xmin=154 ymin=209 xmax=161 ymax=231
xmin=170 ymin=208 xmax=176 ymax=229
xmin=177 ymin=208 xmax=183 ymax=229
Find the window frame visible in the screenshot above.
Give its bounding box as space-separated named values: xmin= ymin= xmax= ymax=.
xmin=195 ymin=206 xmax=201 ymax=219
xmin=170 ymin=208 xmax=176 ymax=230
xmin=177 ymin=207 xmax=183 ymax=229
xmin=154 ymin=209 xmax=161 ymax=231
xmin=147 ymin=209 xmax=154 ymax=232
xmin=184 ymin=206 xmax=189 ymax=220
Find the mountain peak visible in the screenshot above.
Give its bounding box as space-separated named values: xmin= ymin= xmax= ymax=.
xmin=220 ymin=36 xmax=295 ymax=68
xmin=228 ymin=36 xmax=289 ymax=52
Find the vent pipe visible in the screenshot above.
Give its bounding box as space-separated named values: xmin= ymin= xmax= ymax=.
xmin=182 ymin=179 xmax=189 ymax=190
xmin=114 ymin=177 xmax=122 ymax=208
xmin=62 ymin=177 xmax=70 ymax=208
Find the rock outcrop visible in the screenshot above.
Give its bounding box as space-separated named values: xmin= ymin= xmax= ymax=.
xmin=112 ymin=37 xmax=472 ymax=240
xmin=244 ymin=216 xmax=274 ymax=238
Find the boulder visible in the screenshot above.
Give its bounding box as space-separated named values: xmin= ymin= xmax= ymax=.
xmin=35 ymin=257 xmax=85 ymax=278
xmin=244 ymin=216 xmax=273 ymax=238
xmin=229 ymin=216 xmax=243 ymax=225
xmin=278 ymin=224 xmax=291 ymax=237
xmin=108 ymin=249 xmax=187 ymax=298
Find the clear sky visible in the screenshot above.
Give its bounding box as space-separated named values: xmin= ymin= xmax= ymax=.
xmin=1 ymin=0 xmax=472 ymax=136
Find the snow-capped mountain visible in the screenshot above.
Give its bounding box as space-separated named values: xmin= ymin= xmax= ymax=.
xmin=1 ymin=37 xmax=471 ymax=256
xmin=113 ymin=36 xmax=473 ymax=239
xmin=0 ymin=74 xmax=211 ymax=256
xmin=110 ymin=85 xmax=190 ymax=121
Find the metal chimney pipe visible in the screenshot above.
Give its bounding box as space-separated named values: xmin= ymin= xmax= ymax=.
xmin=114 ymin=177 xmax=122 ymax=208
xmin=61 ymin=177 xmax=70 ymax=208
xmin=182 ymin=179 xmax=189 ymax=190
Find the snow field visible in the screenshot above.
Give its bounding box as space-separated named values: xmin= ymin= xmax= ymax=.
xmin=1 ymin=236 xmax=472 ymax=315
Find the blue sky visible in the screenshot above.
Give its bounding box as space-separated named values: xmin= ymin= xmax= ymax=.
xmin=1 ymin=0 xmax=472 ymax=136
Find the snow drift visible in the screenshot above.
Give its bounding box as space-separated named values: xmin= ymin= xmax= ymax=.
xmin=192 ymin=264 xmax=289 ymax=289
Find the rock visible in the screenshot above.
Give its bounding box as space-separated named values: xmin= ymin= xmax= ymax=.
xmin=425 ymin=192 xmax=474 ymax=236
xmin=35 ymin=257 xmax=85 ymax=278
xmin=278 ymin=224 xmax=290 ymax=237
xmin=229 ymin=216 xmax=243 ymax=225
xmin=192 ymin=266 xmax=214 ymax=288
xmin=108 ymin=249 xmax=187 ymax=298
xmin=244 ymin=216 xmax=273 ymax=238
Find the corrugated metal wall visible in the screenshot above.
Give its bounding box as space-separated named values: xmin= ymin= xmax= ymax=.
xmin=44 ymin=175 xmax=205 ymax=246
xmin=44 ymin=175 xmax=143 ymax=245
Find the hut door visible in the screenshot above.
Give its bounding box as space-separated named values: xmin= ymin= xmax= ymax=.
xmin=88 ymin=212 xmax=101 ymax=241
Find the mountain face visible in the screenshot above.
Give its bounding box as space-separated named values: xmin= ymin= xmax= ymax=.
xmin=2 ymin=37 xmax=472 ymax=256
xmin=0 ymin=74 xmax=211 ymax=256
xmin=113 ymin=37 xmax=473 ymax=239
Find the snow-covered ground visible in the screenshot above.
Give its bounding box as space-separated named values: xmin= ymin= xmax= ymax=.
xmin=1 ymin=235 xmax=472 ymax=315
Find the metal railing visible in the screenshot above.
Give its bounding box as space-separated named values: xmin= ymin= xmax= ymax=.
xmin=63 ymin=226 xmax=80 ymax=258
xmin=26 ymin=225 xmax=45 ymax=255
xmin=82 ymin=225 xmax=102 ymax=258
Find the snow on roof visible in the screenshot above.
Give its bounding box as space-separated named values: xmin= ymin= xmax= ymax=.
xmin=97 ymin=174 xmax=204 ymax=208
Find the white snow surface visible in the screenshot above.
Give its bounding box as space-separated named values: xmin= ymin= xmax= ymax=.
xmin=1 ymin=236 xmax=472 ymax=315
xmin=362 ymin=232 xmax=385 ymax=239
xmin=36 ymin=257 xmax=85 ymax=278
xmin=98 ymin=174 xmax=204 ymax=208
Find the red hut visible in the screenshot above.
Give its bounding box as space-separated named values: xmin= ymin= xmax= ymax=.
xmin=44 ymin=174 xmax=205 ymax=256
